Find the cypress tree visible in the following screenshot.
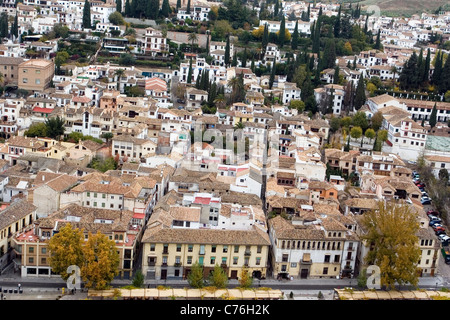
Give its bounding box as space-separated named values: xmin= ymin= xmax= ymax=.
xmin=11 ymin=13 xmax=18 ymax=38
xmin=354 ymin=75 xmax=366 ymax=110
xmin=251 ymin=57 xmax=255 ymax=72
xmin=352 ymin=56 xmax=357 ymax=70
xmin=278 ymin=16 xmax=286 ymax=48
xmin=176 ymin=0 xmax=181 ymax=11
xmin=417 ymin=49 xmax=425 ymax=87
xmin=186 ymin=0 xmax=191 ymax=14
xmin=364 ymin=15 xmax=369 ymax=34
xmin=232 ymin=52 xmax=237 ymax=67
xmin=187 ymin=58 xmax=193 ymax=84
xmin=399 ymin=51 xmax=418 ymax=91
xmin=439 ymin=55 xmax=450 ymax=94
xmin=333 ymin=65 xmax=340 ymax=84
xmin=423 ymin=48 xmax=431 ymax=84
xmin=262 ymin=23 xmax=269 ymax=51
xmin=306 ymin=4 xmax=310 ymax=21
xmin=374 ymin=29 xmax=381 ymax=50
xmin=429 ymin=103 xmax=437 ymax=128
xmin=161 ymin=0 xmax=170 ymax=17
xmin=269 ymin=62 xmax=276 ymax=89
xmin=241 ymin=48 xmax=247 ymax=68
xmin=432 ymin=50 xmax=443 ymax=86
xmin=312 ymin=19 xmax=321 ymax=54
xmin=334 ymin=5 xmax=341 ymax=38
xmin=82 ymin=0 xmax=91 ymax=29
xmin=116 ymin=0 xmax=122 ymax=13
xmin=323 ymin=38 xmax=336 ymax=69
xmin=195 ymin=70 xmax=202 ymax=89
xmin=125 ymin=0 xmax=131 ymax=16
xmin=224 ymin=35 xmax=231 ymax=66
xmin=291 ymin=20 xmax=299 ymax=50
xmin=274 ymin=0 xmax=279 ymax=17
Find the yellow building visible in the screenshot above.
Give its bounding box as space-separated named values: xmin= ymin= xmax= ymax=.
xmin=141 ymin=227 xmax=270 ymax=281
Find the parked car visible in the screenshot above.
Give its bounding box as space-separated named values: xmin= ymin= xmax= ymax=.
xmin=438 ymin=235 xmax=450 ymax=243
xmin=428 ymin=215 xmax=440 ymax=221
xmin=432 ymin=224 xmax=444 ymax=230
xmin=417 ymin=183 xmax=426 ymax=188
xmin=436 ymin=230 xmax=447 ymax=236
xmin=177 ymin=98 xmax=185 ymax=104
xmin=422 ymin=198 xmax=432 ymax=205
xmin=427 ymin=210 xmax=439 ymax=216
xmin=429 ymin=219 xmax=442 ymax=226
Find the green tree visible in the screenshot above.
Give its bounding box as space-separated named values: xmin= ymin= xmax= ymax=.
xmin=109 ymin=11 xmax=125 ymax=25
xmin=365 ymin=128 xmax=376 ymax=142
xmin=101 ymin=132 xmax=114 ymax=143
xmin=269 ymin=62 xmax=276 ymax=89
xmin=24 ymin=122 xmax=48 ymax=137
xmin=89 ymin=157 xmax=118 ymax=172
xmin=81 ymin=231 xmax=120 ymax=290
xmin=333 ymin=65 xmax=340 ymax=84
xmin=187 ymin=262 xmax=204 ymax=288
xmin=82 ymin=0 xmax=91 ymax=29
xmin=350 ymin=126 xmax=362 ymax=141
xmin=352 ymin=111 xmax=368 ymax=131
xmin=374 ymin=29 xmax=381 ymax=50
xmin=45 ymin=116 xmax=65 ymax=140
xmin=116 ymin=0 xmax=122 ymax=13
xmin=209 ymin=264 xmax=228 ymax=288
xmin=132 ymin=270 xmax=145 ymax=288
xmin=429 ymin=103 xmax=437 ymax=128
xmin=289 ymin=100 xmax=305 ymax=112
xmin=48 ymin=223 xmax=85 ymax=281
xmin=323 ymin=38 xmax=336 ymax=69
xmin=186 ymin=0 xmax=191 ymax=14
xmin=371 ymin=111 xmax=383 ymax=132
xmin=361 ymin=201 xmax=421 ymax=290
xmin=11 ymin=13 xmax=18 ymax=38
xmin=66 ymin=132 xmax=84 ymax=143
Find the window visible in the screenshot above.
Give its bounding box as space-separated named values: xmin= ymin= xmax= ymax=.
xmin=323 ymin=267 xmax=328 ymax=275
xmin=257 ymin=245 xmax=262 ymax=254
xmin=176 ymin=244 xmax=181 ymax=252
xmin=150 ymin=244 xmax=155 ymax=251
xmin=41 ymin=247 xmax=47 ymax=254
xmin=22 ymin=78 xmax=28 ymax=83
xmin=324 ymin=255 xmax=330 ymax=263
xmin=223 ymin=245 xmax=228 ymax=253
xmin=29 ymin=247 xmax=34 ymax=253
xmin=35 ymin=79 xmax=41 ymax=84
xmin=234 ymin=245 xmax=239 ymax=253
xmin=233 ymin=257 xmax=238 ymax=265
xmin=188 ymin=245 xmax=193 ymax=252
xmin=210 ymin=257 xmax=216 ymax=265
xmin=211 ymin=245 xmax=216 ymax=253
xmin=41 ymin=257 xmax=47 ymax=264
xmin=187 ymin=256 xmax=192 ymax=264
xmin=29 ymin=257 xmax=34 ymax=264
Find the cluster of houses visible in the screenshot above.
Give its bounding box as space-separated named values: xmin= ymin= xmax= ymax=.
xmin=0 ymin=0 xmax=447 ymax=284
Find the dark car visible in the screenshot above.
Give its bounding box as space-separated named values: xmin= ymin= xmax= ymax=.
xmin=177 ymin=98 xmax=185 ymax=104
xmin=429 ymin=219 xmax=442 ymax=227
xmin=427 ymin=210 xmax=439 ymax=216
xmin=436 ymin=230 xmax=447 ymax=236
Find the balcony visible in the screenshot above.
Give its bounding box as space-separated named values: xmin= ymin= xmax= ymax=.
xmin=244 ymin=250 xmax=251 ymax=256
xmin=174 ymin=262 xmax=182 ymax=267
xmin=300 ymin=259 xmax=312 ymax=264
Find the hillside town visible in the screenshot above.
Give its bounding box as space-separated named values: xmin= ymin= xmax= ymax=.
xmin=0 ymin=0 xmax=449 ymax=301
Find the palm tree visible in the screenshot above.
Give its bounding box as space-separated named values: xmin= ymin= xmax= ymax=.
xmin=213 ymin=94 xmax=226 ymax=110
xmin=234 ymin=121 xmax=244 ymax=130
xmin=188 ymin=32 xmax=198 ymax=52
xmin=114 ymin=69 xmax=125 ymax=93
xmin=227 ymin=76 xmax=244 ymax=104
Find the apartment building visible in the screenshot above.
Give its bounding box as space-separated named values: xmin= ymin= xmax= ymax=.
xmin=268 ymin=213 xmax=360 ymax=280
xmin=12 ymin=203 xmax=144 ymax=279
xmin=0 ymin=199 xmax=37 ymax=270
xmin=141 ymin=192 xmax=270 ymax=280
xmin=18 ymin=59 xmax=54 ymax=92
xmin=0 ymin=57 xmax=25 ymax=84
xmin=143 ymin=27 xmax=167 ymax=57
xmin=112 ymin=134 xmax=157 ymax=163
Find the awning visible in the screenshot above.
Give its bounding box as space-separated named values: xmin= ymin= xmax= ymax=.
xmin=132 ymin=213 xmax=145 ymax=219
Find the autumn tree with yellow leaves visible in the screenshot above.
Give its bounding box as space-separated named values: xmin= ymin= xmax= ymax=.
xmin=360 ymin=201 xmax=421 ymax=290
xmin=48 ymin=224 xmax=120 ymax=290
xmin=81 ymin=232 xmax=120 ymax=290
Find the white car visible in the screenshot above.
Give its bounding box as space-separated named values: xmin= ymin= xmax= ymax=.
xmin=439 ymin=235 xmax=450 ymax=243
